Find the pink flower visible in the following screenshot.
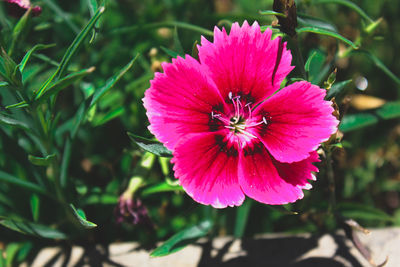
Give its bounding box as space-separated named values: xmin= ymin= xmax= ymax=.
xmin=143 ymin=21 xmax=339 ymax=208
xmin=4 ymin=0 xmax=42 ymax=17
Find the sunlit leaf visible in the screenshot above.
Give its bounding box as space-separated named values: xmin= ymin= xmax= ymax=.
xmin=297 ymin=27 xmax=358 ymax=49
xmin=339 ymin=113 xmax=378 ymax=132
xmin=142 ymin=182 xmax=183 ymax=196
xmin=376 ymin=102 xmax=400 ymax=120
xmin=0 ymin=217 xmax=67 ymax=239
xmin=28 ymin=154 xmax=56 ymax=166
xmin=151 ymin=220 xmax=213 ymax=257
xmin=128 ymin=132 xmax=172 ymax=157
xmin=69 ymin=204 xmax=97 ymax=229
xmin=325 ymin=79 xmax=352 ymax=100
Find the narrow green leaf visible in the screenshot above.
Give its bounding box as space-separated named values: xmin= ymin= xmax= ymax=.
xmin=34 ymin=5 xmax=105 ymax=98
xmin=90 ymin=54 xmax=139 ymax=108
xmin=128 ymin=132 xmax=172 ymax=157
xmin=30 ymin=194 xmax=40 ymax=222
xmin=60 ymin=137 xmax=72 ymax=187
xmin=338 ymin=202 xmax=394 ymax=222
xmin=0 ymin=217 xmax=67 ymax=239
xmin=56 ymin=5 xmax=103 ymax=80
xmin=87 ymin=0 xmax=99 ymax=43
xmin=0 ymin=113 xmax=30 ymax=130
xmin=18 ymin=44 xmax=55 ymax=72
xmin=376 ymin=102 xmax=400 ymax=120
xmin=28 ymin=154 xmax=56 ymax=166
xmin=297 ymin=15 xmax=337 ymax=32
xmin=234 ymin=200 xmax=252 ymax=238
xmin=91 ymin=107 xmax=124 ymax=127
xmin=69 ymin=204 xmax=97 ymax=229
xmin=35 ymin=67 xmax=95 ymax=101
xmin=351 ymin=50 xmax=400 ymax=87
xmin=5 ymin=243 xmax=20 ymax=267
xmin=142 ymin=182 xmax=183 ymax=197
xmin=297 ymin=27 xmax=358 ymax=49
xmin=312 ymin=0 xmax=374 ymax=23
xmin=0 ymin=81 xmax=8 ymax=87
xmin=8 ymin=7 xmax=31 ymax=56
xmin=339 ymin=113 xmax=378 ymax=132
xmin=0 ymin=170 xmax=48 ymax=196
xmin=5 ymin=101 xmax=28 ymax=109
xmin=326 ymin=79 xmax=352 ymax=100
xmin=173 ymin=27 xmax=185 ymax=56
xmin=160 ymin=46 xmax=180 ymax=58
xmin=259 ymin=10 xmax=287 ymax=18
xmin=151 ymin=220 xmax=213 ymax=257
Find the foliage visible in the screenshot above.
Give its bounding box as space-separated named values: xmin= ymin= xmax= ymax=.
xmin=0 ymin=0 xmax=399 ymax=264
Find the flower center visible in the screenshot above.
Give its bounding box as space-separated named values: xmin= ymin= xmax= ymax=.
xmin=211 ymin=92 xmax=268 ymax=140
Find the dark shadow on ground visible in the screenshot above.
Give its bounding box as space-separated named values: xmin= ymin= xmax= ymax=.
xmin=197 ymin=234 xmax=363 ymax=267
xmin=31 ymin=233 xmax=364 ymax=266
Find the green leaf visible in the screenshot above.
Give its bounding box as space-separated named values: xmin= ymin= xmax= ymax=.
xmin=234 ymin=200 xmax=252 ymax=238
xmin=5 ymin=243 xmax=20 ymax=267
xmin=0 ymin=113 xmax=30 ymax=130
xmin=297 ymin=27 xmax=358 ymax=49
xmin=34 ymin=5 xmax=105 ymax=98
xmin=151 ymin=220 xmax=213 ymax=257
xmin=338 ymin=202 xmax=394 ymax=222
xmin=142 ymin=182 xmax=183 ymax=197
xmin=128 ymin=132 xmax=172 ymax=157
xmin=339 ymin=113 xmax=378 ymax=132
xmin=35 ymin=67 xmax=95 ymax=101
xmin=160 ymin=46 xmax=180 ymax=58
xmin=28 ymin=154 xmax=56 ymax=166
xmin=0 ymin=81 xmax=8 ymax=87
xmin=351 ymin=50 xmax=400 ymax=87
xmin=91 ymin=107 xmax=124 ymax=127
xmin=376 ymin=102 xmax=400 ymax=120
xmin=90 ymin=54 xmax=139 ymax=108
xmin=30 ymin=194 xmax=40 ymax=222
xmin=325 ymin=79 xmax=352 ymax=100
xmin=305 ymin=49 xmax=326 ymax=84
xmin=0 ymin=217 xmax=67 ymax=239
xmin=5 ymin=101 xmax=28 ymax=109
xmin=87 ymin=0 xmax=100 ymax=43
xmin=0 ymin=48 xmax=21 ymax=87
xmin=173 ymin=27 xmax=185 ymax=56
xmin=18 ymin=44 xmax=56 ymax=73
xmin=69 ymin=204 xmax=97 ymax=229
xmin=297 ymin=15 xmax=337 ymax=32
xmin=0 ymin=170 xmax=48 ymax=196
xmin=8 ymin=7 xmax=32 ymax=56
xmin=311 ymin=0 xmax=374 ymax=23
xmin=259 ymin=10 xmax=287 ymax=17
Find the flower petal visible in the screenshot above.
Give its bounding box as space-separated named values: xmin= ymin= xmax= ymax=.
xmin=143 ymin=56 xmax=224 ymax=150
xmin=198 ymin=21 xmax=293 ymax=103
xmin=254 ymin=81 xmax=339 ymax=163
xmin=172 ymin=132 xmax=245 ymax=208
xmin=238 ymin=145 xmax=317 ymax=205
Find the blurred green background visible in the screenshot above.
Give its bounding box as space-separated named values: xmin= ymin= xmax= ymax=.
xmin=0 ymin=0 xmax=399 ymax=264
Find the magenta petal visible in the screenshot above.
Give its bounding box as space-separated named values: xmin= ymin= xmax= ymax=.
xmin=198 ymin=21 xmax=293 ymax=103
xmin=238 ymin=146 xmax=316 ymax=205
xmin=143 ymin=56 xmax=224 ymax=150
xmin=172 ymin=132 xmax=245 ymax=208
xmin=254 ymin=81 xmax=339 ymax=163
xmin=272 ymin=151 xmax=320 ymax=189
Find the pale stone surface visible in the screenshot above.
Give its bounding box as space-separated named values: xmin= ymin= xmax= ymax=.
xmin=23 ymin=227 xmax=400 ymax=267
